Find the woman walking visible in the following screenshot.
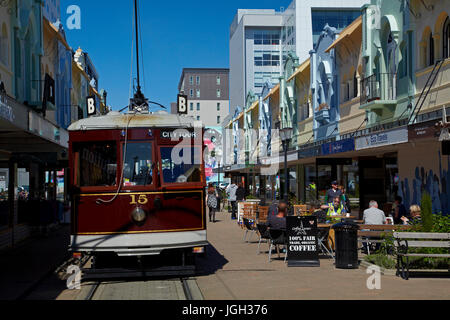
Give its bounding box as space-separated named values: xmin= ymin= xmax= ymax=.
xmin=207 ymin=183 xmax=219 ymax=223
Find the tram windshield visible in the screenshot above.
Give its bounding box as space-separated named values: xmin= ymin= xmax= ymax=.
xmin=122 ymin=142 xmax=153 ymax=186
xmin=160 ymin=146 xmax=202 ymax=184
xmin=73 ymin=141 xmax=117 ymax=187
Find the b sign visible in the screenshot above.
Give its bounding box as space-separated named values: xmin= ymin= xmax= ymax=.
xmin=177 ymin=94 xmax=188 ymax=115
xmin=86 ymin=96 xmax=96 ymax=116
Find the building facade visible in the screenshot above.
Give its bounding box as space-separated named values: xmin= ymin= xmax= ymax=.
xmin=225 ymin=0 xmax=450 ymax=217
xmin=178 ymin=68 xmax=229 ymax=128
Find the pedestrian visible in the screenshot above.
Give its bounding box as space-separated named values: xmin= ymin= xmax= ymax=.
xmin=226 ymin=182 xmax=238 ymax=220
xmin=339 ymin=186 xmax=351 ymax=213
xmin=393 ymin=196 xmax=408 ymax=225
xmin=207 ymin=183 xmax=218 ymax=223
xmin=325 ymin=181 xmax=342 ymax=204
xmin=236 ymin=182 xmax=246 ymax=202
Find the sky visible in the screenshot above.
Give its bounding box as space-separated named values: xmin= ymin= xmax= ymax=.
xmin=60 ymin=0 xmax=292 ymax=111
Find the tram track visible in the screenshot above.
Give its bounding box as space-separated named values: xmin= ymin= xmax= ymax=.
xmin=83 ymin=277 xmax=198 ymax=300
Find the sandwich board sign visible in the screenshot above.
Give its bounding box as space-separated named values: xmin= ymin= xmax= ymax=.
xmin=286 ymin=216 xmax=320 ymax=267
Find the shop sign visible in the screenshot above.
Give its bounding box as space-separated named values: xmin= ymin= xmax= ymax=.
xmin=287 ymin=216 xmax=320 ymax=267
xmin=298 ymin=146 xmax=321 ymax=159
xmin=356 ymin=128 xmax=408 ymax=151
xmin=321 ymin=138 xmax=355 ymax=156
xmin=408 ymin=120 xmax=439 ymax=140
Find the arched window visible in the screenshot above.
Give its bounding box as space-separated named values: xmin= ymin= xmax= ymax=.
xmin=429 ymin=32 xmax=435 ymax=66
xmin=444 ymin=17 xmax=450 ymax=59
xmin=353 ymin=72 xmax=358 ymax=98
xmin=0 ymin=23 xmax=8 ymax=66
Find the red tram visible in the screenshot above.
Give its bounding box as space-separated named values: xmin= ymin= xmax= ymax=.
xmin=68 ymin=111 xmax=208 ymax=272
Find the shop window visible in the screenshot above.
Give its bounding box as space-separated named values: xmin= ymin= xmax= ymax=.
xmin=0 ymin=169 xmax=9 ymax=228
xmin=73 ymin=141 xmax=118 ymax=187
xmin=0 ymin=23 xmax=8 ymax=66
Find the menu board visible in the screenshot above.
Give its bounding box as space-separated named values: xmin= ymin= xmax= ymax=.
xmin=287 ymin=216 xmax=320 ymax=267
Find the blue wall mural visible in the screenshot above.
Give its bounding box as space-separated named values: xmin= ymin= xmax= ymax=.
xmin=400 ymin=152 xmax=450 ymax=215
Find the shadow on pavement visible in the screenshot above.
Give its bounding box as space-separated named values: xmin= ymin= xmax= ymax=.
xmin=195 ymin=243 xmax=229 ymax=276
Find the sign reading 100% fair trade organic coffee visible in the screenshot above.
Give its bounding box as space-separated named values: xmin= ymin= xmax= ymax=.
xmin=286 ymin=216 xmax=320 ymax=267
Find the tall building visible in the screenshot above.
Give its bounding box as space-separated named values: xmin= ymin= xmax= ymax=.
xmin=282 ymin=0 xmax=366 ymax=62
xmin=43 ymin=0 xmax=61 ymax=24
xmin=177 ymin=68 xmax=229 ymax=129
xmin=229 ymin=1 xmax=367 ymax=115
xmin=229 ymin=9 xmax=284 ymax=115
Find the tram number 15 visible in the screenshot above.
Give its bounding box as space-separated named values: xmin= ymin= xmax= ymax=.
xmin=129 ymin=194 xmax=149 ymax=205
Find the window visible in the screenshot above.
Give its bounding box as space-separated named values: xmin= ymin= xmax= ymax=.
xmin=217 ymin=89 xmax=221 ymax=98
xmin=197 ymin=103 xmax=200 ymax=111
xmin=197 ymin=116 xmax=200 ymax=121
xmin=196 ymin=89 xmax=200 ymax=98
xmin=444 ymin=17 xmax=450 ymax=59
xmin=217 ymin=116 xmax=221 ymax=124
xmin=123 ymin=143 xmax=153 ymax=186
xmin=254 ymin=50 xmax=280 ymax=67
xmin=189 ymin=76 xmax=193 ymax=85
xmin=216 ymin=76 xmax=221 ymax=85
xmin=196 ymin=76 xmax=200 ymax=85
xmin=353 ymin=73 xmax=358 ymax=98
xmin=73 ymin=141 xmax=117 ymax=187
xmin=190 ymin=102 xmax=194 ymax=111
xmin=190 ymin=89 xmax=193 ymax=98
xmin=160 ymin=147 xmax=202 ymax=184
xmin=254 ymin=32 xmax=280 ymax=46
xmin=429 ymin=32 xmax=435 ymax=66
xmin=217 ymin=103 xmax=220 ymax=111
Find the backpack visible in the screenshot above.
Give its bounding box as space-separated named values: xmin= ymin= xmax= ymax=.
xmin=207 ymin=194 xmax=218 ymax=209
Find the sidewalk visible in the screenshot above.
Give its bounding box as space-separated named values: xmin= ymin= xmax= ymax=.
xmin=195 ymin=212 xmax=450 ymax=300
xmin=0 ymin=225 xmax=70 ymax=300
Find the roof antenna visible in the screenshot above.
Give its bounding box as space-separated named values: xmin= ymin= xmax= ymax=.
xmin=129 ymin=0 xmax=149 ymax=113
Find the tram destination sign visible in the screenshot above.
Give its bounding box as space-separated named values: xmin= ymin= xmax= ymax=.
xmin=287 ymin=216 xmax=320 ymax=267
xmin=160 ymin=130 xmax=198 ymax=140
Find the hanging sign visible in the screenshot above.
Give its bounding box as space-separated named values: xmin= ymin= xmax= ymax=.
xmin=86 ymin=95 xmax=96 ymax=116
xmin=177 ymin=94 xmax=188 ymax=115
xmin=287 ymin=216 xmax=320 ymax=267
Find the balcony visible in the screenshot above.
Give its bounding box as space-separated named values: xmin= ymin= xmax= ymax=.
xmin=360 ymin=73 xmax=397 ymax=109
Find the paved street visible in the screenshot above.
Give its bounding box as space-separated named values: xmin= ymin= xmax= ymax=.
xmin=194 ymin=212 xmax=450 ymax=300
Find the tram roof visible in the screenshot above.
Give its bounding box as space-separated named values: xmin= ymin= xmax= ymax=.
xmin=68 ymin=111 xmax=203 ymax=131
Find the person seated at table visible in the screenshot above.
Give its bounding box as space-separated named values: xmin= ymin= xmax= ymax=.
xmin=311 ymin=201 xmax=327 ymax=224
xmin=321 ymin=196 xmax=347 ymax=218
xmin=363 ymin=201 xmax=387 ymax=225
xmin=401 ymin=205 xmax=422 ymax=225
xmin=265 ymin=201 xmax=287 ymax=231
xmin=362 ymin=201 xmax=386 ymax=254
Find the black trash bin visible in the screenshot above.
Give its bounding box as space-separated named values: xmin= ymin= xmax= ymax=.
xmin=332 ymin=222 xmax=359 ymax=269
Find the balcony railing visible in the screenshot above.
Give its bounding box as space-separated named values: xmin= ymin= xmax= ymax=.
xmin=361 ymin=73 xmax=397 ymax=106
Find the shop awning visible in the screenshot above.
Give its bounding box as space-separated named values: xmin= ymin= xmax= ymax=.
xmin=325 ymin=16 xmax=362 ymax=53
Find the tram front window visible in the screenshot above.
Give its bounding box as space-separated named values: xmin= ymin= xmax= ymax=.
xmin=123 ymin=143 xmax=153 ymax=186
xmin=73 ymin=141 xmax=117 ymax=187
xmin=160 ymin=147 xmax=202 ymax=184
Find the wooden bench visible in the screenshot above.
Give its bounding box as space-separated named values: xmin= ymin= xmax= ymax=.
xmin=393 ymin=232 xmax=450 ymax=280
xmin=358 ymin=225 xmax=412 ymax=255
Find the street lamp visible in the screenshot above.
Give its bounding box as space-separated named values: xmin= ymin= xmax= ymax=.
xmin=280 ymin=127 xmax=293 ymax=203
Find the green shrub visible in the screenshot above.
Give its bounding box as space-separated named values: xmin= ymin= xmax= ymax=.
xmin=365 ymin=254 xmax=396 ymax=269
xmin=420 ymin=192 xmax=433 ymax=232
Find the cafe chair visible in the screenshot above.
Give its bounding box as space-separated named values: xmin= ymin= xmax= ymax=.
xmin=256 ymin=223 xmax=271 ymax=255
xmin=243 ymin=218 xmax=257 ymax=243
xmin=268 ymin=229 xmax=287 ymax=263
xmin=317 ymin=227 xmax=335 ymax=261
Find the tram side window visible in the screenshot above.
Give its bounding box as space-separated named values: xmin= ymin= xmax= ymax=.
xmin=160 ymin=147 xmax=202 ymax=184
xmin=73 ymin=142 xmax=117 ymax=187
xmin=123 ymin=143 xmax=153 ymax=186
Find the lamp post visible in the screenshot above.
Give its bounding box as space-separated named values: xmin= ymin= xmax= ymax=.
xmin=280 ymin=127 xmax=293 ymax=203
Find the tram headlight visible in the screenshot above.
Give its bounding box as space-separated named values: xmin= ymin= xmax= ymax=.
xmin=131 ymin=207 xmax=147 ymax=224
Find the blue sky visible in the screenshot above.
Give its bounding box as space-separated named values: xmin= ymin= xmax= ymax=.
xmin=61 ymin=0 xmax=292 ymax=111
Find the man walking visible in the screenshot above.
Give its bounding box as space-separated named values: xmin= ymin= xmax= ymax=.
xmin=226 ymin=182 xmax=238 ymax=220
xmin=325 ymin=181 xmax=342 ymax=205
